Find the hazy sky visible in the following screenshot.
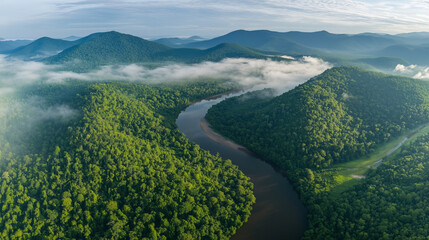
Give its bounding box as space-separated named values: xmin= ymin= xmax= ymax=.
xmin=2 ymin=0 xmax=429 ymax=39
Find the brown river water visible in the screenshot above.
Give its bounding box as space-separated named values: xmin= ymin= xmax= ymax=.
xmin=176 ymin=93 xmax=307 ymax=240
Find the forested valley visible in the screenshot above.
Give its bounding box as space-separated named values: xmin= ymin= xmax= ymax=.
xmin=0 ymin=80 xmax=255 ymax=239
xmin=206 ymin=66 xmax=429 ymax=239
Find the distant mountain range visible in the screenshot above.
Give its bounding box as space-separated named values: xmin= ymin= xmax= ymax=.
xmin=184 ymin=30 xmax=429 ymax=66
xmin=154 ymin=36 xmax=205 ymax=47
xmin=62 ymin=36 xmax=81 ymax=41
xmin=8 ymin=37 xmax=81 ymax=60
xmin=0 ymin=39 xmax=32 ymax=53
xmin=185 ymin=30 xmax=399 ymax=53
xmin=376 ymin=44 xmax=429 ymax=65
xmin=43 ymin=31 xmax=267 ymax=70
xmin=3 ymin=29 xmax=429 ymax=71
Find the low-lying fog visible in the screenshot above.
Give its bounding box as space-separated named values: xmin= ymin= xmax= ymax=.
xmin=0 ymin=55 xmax=332 ymax=94
xmin=0 ymin=55 xmax=332 ymax=132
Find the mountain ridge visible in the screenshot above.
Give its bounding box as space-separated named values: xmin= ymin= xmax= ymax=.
xmin=43 ymin=31 xmax=269 ymax=70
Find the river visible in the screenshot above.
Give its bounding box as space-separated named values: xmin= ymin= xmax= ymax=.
xmin=176 ymin=93 xmax=307 ymax=240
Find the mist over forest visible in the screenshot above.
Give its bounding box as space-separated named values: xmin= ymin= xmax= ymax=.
xmin=1 ymin=19 xmax=429 ymax=239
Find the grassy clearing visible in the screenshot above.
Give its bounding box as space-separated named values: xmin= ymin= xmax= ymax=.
xmin=384 ymin=123 xmax=429 ymax=162
xmin=327 ymin=122 xmax=429 ymax=197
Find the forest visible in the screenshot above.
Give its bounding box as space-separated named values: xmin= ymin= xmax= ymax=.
xmin=206 ymin=66 xmax=429 ymax=239
xmin=0 ymin=80 xmax=254 ymax=239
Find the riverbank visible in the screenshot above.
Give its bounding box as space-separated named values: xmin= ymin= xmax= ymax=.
xmin=176 ymin=96 xmax=307 ymax=240
xmin=200 ymin=118 xmax=243 ymax=150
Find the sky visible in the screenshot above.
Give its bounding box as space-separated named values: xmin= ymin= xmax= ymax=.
xmin=1 ymin=0 xmax=429 ymax=39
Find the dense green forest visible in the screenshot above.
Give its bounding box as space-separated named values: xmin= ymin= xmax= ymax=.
xmin=207 ymin=67 xmax=429 ymax=169
xmin=206 ymin=66 xmax=429 ymax=239
xmin=0 ymin=80 xmax=254 ymax=239
xmin=305 ymin=133 xmax=429 ymax=239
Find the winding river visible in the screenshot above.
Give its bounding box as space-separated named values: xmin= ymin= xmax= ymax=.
xmin=176 ymin=93 xmax=307 ymax=240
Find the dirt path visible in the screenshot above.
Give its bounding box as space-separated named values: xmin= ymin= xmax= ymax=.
xmin=373 ymin=137 xmax=408 ymax=169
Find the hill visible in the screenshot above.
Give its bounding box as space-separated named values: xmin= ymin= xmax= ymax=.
xmin=0 ymin=40 xmax=32 ymax=53
xmin=186 ymin=30 xmax=319 ymax=55
xmin=186 ymin=29 xmax=400 ymax=54
xmin=44 ymin=31 xmax=268 ymax=69
xmin=160 ymin=43 xmax=268 ymax=63
xmin=281 ymin=30 xmax=397 ymax=53
xmin=376 ymin=44 xmax=429 ymax=65
xmin=354 ymin=57 xmax=410 ymax=70
xmin=207 ymin=66 xmax=429 ymax=170
xmin=0 ymin=80 xmax=254 ymax=239
xmin=7 ymin=37 xmax=80 ymax=60
xmin=206 ymin=66 xmax=429 ymax=239
xmin=154 ymin=36 xmax=205 ymax=47
xmin=44 ymin=31 xmax=170 ymax=67
xmin=62 ymin=36 xmax=81 ymax=41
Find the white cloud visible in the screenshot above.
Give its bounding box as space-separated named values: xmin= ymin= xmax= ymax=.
xmin=394 ymin=64 xmax=429 ymax=79
xmin=0 ymin=54 xmax=331 ymax=96
xmin=2 ymin=0 xmax=429 ymax=39
xmin=0 ymin=55 xmax=331 ymax=152
xmin=0 ymin=0 xmax=101 ymax=26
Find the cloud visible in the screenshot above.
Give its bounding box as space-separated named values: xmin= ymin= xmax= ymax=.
xmin=394 ymin=64 xmax=429 ymax=79
xmin=90 ymin=57 xmax=331 ymax=92
xmin=2 ymin=0 xmax=429 ymax=39
xmin=0 ymin=55 xmax=331 ymax=121
xmin=0 ymin=55 xmax=331 ymax=93
xmin=0 ymin=55 xmax=331 ymax=153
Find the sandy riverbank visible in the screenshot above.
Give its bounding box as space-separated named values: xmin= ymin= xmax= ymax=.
xmin=200 ymin=118 xmax=244 ymax=151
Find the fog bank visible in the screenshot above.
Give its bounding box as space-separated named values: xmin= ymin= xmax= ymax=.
xmin=0 ymin=55 xmax=331 ymax=95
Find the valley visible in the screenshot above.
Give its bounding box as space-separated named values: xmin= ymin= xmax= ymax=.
xmin=176 ymin=93 xmax=307 ymax=240
xmin=1 ymin=27 xmax=429 ymax=240
xmin=206 ymin=67 xmax=429 ymax=239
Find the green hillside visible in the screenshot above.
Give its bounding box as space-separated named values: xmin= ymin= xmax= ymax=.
xmin=44 ymin=31 xmax=171 ymax=68
xmin=44 ymin=32 xmax=268 ymax=70
xmin=304 ymin=133 xmax=429 ymax=239
xmin=0 ymin=80 xmax=254 ymax=239
xmin=8 ymin=37 xmax=78 ymax=59
xmin=206 ymin=66 xmax=429 ymax=238
xmin=207 ymin=67 xmax=429 ymax=169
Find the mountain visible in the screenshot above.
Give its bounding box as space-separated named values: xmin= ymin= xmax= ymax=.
xmin=0 ymin=39 xmax=32 ymax=53
xmin=396 ymin=32 xmax=429 ymax=38
xmin=0 ymin=80 xmax=254 ymax=239
xmin=206 ymin=66 xmax=429 ymax=238
xmin=186 ymin=30 xmax=319 ymax=55
xmin=45 ymin=31 xmax=171 ymax=67
xmin=161 ymin=43 xmax=268 ymax=62
xmin=395 ymin=32 xmax=429 ymax=44
xmin=7 ymin=37 xmax=80 ymax=60
xmin=62 ymin=36 xmax=81 ymax=41
xmin=355 ymin=56 xmax=410 ymax=70
xmin=186 ymin=30 xmax=400 ymax=54
xmin=197 ymin=42 xmax=267 ymax=60
xmin=377 ymin=44 xmax=429 ymax=65
xmin=281 ymin=30 xmax=397 ymax=52
xmin=356 ymin=32 xmax=429 ymax=46
xmin=154 ymin=36 xmax=205 ymax=47
xmin=207 ymin=66 xmax=429 ymax=170
xmin=44 ymin=31 xmax=268 ymax=69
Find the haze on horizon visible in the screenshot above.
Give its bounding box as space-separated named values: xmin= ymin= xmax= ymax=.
xmin=1 ymin=0 xmax=429 ymax=40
